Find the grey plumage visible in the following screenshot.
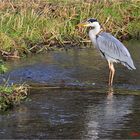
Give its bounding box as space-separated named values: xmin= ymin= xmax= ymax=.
xmin=96 ymin=32 xmax=136 ymax=70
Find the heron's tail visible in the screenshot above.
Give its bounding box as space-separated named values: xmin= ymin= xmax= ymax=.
xmin=122 ymin=57 xmax=136 ymax=70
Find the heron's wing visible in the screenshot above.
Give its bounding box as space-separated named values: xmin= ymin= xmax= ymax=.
xmin=96 ymin=32 xmax=136 ymax=70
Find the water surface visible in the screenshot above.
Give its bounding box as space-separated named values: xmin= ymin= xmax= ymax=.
xmin=0 ymin=40 xmax=140 ymax=139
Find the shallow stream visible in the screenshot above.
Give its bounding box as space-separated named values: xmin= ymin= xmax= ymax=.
xmin=0 ymin=40 xmax=140 ymax=139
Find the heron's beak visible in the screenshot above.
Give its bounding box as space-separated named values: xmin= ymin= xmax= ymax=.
xmin=77 ymin=22 xmax=89 ymax=27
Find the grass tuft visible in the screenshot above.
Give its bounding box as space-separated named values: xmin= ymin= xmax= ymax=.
xmin=0 ymin=84 xmax=28 ymax=111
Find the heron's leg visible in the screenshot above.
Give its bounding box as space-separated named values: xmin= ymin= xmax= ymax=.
xmin=110 ymin=62 xmax=115 ymax=86
xmin=108 ymin=61 xmax=112 ymax=86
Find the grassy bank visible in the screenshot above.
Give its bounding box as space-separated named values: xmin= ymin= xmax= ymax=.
xmin=0 ymin=0 xmax=139 ymax=57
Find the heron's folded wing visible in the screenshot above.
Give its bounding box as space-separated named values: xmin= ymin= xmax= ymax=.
xmin=96 ymin=32 xmax=136 ymax=70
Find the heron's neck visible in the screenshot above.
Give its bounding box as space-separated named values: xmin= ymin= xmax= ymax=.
xmin=88 ymin=23 xmax=101 ymax=45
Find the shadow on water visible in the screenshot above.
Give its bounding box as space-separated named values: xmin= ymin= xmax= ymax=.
xmin=0 ymin=40 xmax=140 ymax=139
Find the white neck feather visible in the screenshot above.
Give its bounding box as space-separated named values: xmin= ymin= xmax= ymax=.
xmin=88 ymin=22 xmax=101 ymax=45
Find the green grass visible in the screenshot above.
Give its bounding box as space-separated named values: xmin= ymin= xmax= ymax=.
xmin=0 ymin=0 xmax=139 ymax=56
xmin=0 ymin=86 xmax=14 ymax=94
xmin=0 ymin=60 xmax=8 ymax=73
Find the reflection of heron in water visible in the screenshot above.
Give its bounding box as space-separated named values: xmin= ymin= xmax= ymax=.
xmin=107 ymin=87 xmax=114 ymax=100
xmin=78 ymin=18 xmax=136 ymax=86
xmin=84 ymin=86 xmax=133 ymax=139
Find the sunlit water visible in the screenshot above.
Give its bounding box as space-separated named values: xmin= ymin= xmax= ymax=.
xmin=0 ymin=40 xmax=140 ymax=139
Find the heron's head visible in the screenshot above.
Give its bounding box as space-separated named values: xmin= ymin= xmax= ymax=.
xmin=77 ymin=18 xmax=100 ymax=29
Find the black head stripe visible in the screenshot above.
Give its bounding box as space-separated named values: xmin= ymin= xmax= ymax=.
xmin=88 ymin=18 xmax=97 ymax=23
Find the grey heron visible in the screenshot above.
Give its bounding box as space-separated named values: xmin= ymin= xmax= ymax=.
xmin=77 ymin=18 xmax=136 ymax=86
